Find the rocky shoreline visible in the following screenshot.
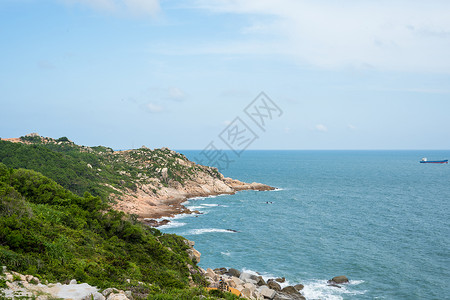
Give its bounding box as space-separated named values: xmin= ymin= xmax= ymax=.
xmin=184 ymin=241 xmax=349 ymax=300
xmin=134 ymin=178 xmax=275 ymax=227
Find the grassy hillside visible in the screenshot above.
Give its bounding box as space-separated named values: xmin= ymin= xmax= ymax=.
xmin=0 ymin=136 xmax=220 ymax=202
xmin=0 ymin=163 xmax=237 ymax=299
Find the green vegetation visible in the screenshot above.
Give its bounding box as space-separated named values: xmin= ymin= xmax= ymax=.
xmin=0 ymin=163 xmax=199 ymax=288
xmin=0 ymin=138 xmax=219 ymax=201
xmin=0 ymin=137 xmax=239 ymax=299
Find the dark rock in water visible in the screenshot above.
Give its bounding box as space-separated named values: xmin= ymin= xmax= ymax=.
xmin=328 ymin=275 xmax=349 ymax=284
xmin=227 ymin=268 xmax=241 ymax=278
xmin=327 ymin=283 xmax=342 ymax=288
xmin=267 ymin=279 xmax=282 ymax=291
xmin=275 ymin=277 xmax=286 ymax=283
xmin=214 ymin=267 xmax=227 ymax=275
xmin=294 ymin=284 xmax=304 ymax=291
xmin=226 ymin=229 xmax=238 ymax=232
xmin=281 ymin=286 xmax=300 ymax=294
xmin=256 ymin=276 xmax=267 ymax=286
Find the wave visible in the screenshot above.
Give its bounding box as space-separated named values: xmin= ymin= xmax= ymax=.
xmin=157 ymin=221 xmax=187 ymax=229
xmin=221 ymin=251 xmax=231 ymax=256
xmin=186 ymin=228 xmax=238 ymax=235
xmin=301 ymin=279 xmax=366 ymax=300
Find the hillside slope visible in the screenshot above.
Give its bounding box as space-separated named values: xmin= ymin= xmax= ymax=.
xmin=0 ymin=134 xmax=274 ymax=220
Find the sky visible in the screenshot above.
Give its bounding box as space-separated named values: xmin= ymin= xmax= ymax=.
xmin=1 ymin=0 xmax=450 ymax=150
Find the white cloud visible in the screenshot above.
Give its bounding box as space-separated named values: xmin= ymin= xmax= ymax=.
xmin=347 ymin=124 xmax=357 ymax=130
xmin=193 ymin=0 xmax=450 ymax=73
xmin=167 ymin=87 xmax=185 ymax=101
xmin=315 ymin=124 xmax=328 ymax=132
xmin=146 ymin=102 xmax=164 ymax=113
xmin=63 ymin=0 xmax=160 ymax=17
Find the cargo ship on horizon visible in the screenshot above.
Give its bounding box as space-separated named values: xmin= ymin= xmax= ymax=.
xmin=420 ymin=158 xmax=448 ymax=164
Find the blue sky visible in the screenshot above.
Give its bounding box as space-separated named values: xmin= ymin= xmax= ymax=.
xmin=1 ymin=0 xmax=450 ymax=150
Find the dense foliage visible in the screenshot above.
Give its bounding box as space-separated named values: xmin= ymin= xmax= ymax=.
xmin=0 ymin=139 xmax=221 ymax=201
xmin=0 ymin=163 xmax=198 ymax=291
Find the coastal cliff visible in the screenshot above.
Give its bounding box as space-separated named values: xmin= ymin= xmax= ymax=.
xmin=0 ymin=134 xmax=274 ymax=221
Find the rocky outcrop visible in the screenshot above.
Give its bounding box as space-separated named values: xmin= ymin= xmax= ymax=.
xmin=1 ymin=134 xmax=275 ymax=221
xmin=200 ymin=268 xmax=307 ymax=300
xmin=0 ymin=268 xmax=132 ymax=300
xmin=328 ymin=275 xmax=349 ymax=284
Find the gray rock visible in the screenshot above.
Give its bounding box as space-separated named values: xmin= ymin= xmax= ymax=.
xmin=259 ymin=286 xmax=277 ymax=299
xmin=281 ymin=286 xmax=300 ymax=294
xmin=294 ymin=284 xmax=304 ymax=291
xmin=239 ymin=272 xmax=258 ymax=284
xmin=241 ymin=287 xmax=252 ymax=298
xmin=227 ymin=268 xmax=241 ymax=278
xmin=214 ymin=267 xmax=227 ymax=275
xmin=70 ymin=279 xmax=77 ymax=285
xmin=267 ymin=279 xmax=282 ymax=291
xmin=328 ymin=275 xmax=349 ymax=284
xmin=102 ymin=288 xmax=119 ymax=297
xmin=125 ymin=290 xmax=133 ymax=299
xmin=84 ymin=292 xmax=106 ymax=300
xmin=256 ymin=276 xmax=266 ymax=286
xmin=274 ymin=293 xmax=306 ymax=300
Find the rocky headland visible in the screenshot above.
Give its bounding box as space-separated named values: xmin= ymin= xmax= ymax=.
xmin=0 ymin=133 xmax=274 ymax=225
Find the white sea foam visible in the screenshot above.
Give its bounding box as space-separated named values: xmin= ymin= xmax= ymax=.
xmin=301 ymin=279 xmax=366 ymax=300
xmin=220 ymin=251 xmax=231 ymax=256
xmin=187 ymin=228 xmax=237 ymax=235
xmin=157 ymin=221 xmax=187 ymax=229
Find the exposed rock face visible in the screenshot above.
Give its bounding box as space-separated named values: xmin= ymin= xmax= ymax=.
xmin=0 ymin=268 xmax=132 ymax=300
xmin=1 ymin=134 xmax=275 ymax=221
xmin=203 ymin=268 xmax=307 ymax=300
xmin=328 ymin=275 xmax=349 ymax=284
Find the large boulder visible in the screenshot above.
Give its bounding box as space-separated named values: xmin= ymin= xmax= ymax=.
xmin=241 ymin=288 xmax=252 ymax=298
xmin=256 ymin=276 xmax=267 ymax=286
xmin=267 ymin=279 xmax=282 ymax=291
xmin=275 ymin=277 xmax=286 ymax=283
xmin=294 ymin=284 xmax=304 ymax=291
xmin=281 ymin=286 xmax=300 ymax=294
xmin=259 ymin=286 xmax=277 ymax=299
xmin=328 ymin=275 xmax=349 ymax=284
xmin=239 ymin=272 xmax=258 ymax=285
xmin=187 ymin=248 xmax=201 ymax=263
xmin=214 ymin=267 xmax=227 ymax=275
xmin=227 ymin=268 xmax=241 ymax=278
xmin=231 ymin=276 xmax=244 ymax=287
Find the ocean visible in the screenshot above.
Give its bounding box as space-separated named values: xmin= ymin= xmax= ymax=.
xmin=159 ymin=150 xmax=450 ymax=300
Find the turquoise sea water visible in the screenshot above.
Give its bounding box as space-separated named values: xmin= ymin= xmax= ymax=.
xmin=160 ymin=151 xmax=450 ymax=300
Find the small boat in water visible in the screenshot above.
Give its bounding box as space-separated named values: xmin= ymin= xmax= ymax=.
xmin=420 ymin=157 xmax=448 ymax=164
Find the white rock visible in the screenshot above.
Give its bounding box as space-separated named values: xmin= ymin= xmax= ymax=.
xmin=231 ymin=276 xmax=244 ymax=287
xmin=102 ymin=288 xmax=119 ymax=297
xmin=241 ymin=287 xmax=252 ymax=298
xmin=107 ymin=293 xmax=129 ymax=300
xmin=70 ymin=279 xmax=77 ymax=285
xmin=259 ymin=286 xmax=276 ymax=299
xmin=239 ymin=272 xmax=257 ymax=285
xmin=243 ymin=282 xmax=256 ymax=293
